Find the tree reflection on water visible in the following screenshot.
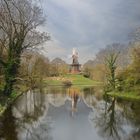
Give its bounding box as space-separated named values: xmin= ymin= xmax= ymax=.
xmin=0 ymin=87 xmax=140 ymax=140
xmin=92 ymin=98 xmax=121 ymax=140
xmin=0 ymin=90 xmax=52 ymax=140
xmin=91 ymin=95 xmax=140 ymax=140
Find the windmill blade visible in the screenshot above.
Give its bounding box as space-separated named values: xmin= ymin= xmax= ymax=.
xmin=72 ymin=48 xmax=76 ymax=55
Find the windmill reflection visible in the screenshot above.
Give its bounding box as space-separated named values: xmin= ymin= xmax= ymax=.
xmin=68 ymin=88 xmax=80 ymax=117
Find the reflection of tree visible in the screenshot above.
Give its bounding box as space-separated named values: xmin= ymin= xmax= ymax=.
xmin=83 ymin=87 xmax=96 ymax=107
xmin=93 ymin=98 xmax=122 ymax=140
xmin=83 ymin=87 xmax=94 ymax=97
xmin=92 ymin=97 xmax=140 ymax=140
xmin=118 ymin=101 xmax=140 ymax=140
xmin=127 ymin=128 xmax=140 ymax=140
xmin=14 ymin=90 xmax=46 ymax=118
xmin=129 ymin=102 xmax=140 ymax=139
xmin=0 ymin=107 xmax=18 ymax=140
xmin=83 ymin=86 xmax=104 ymax=108
xmin=0 ymin=89 xmax=52 ymax=140
xmin=104 ymin=99 xmax=120 ymax=139
xmin=48 ymin=86 xmax=67 ymax=95
xmin=16 ymin=118 xmax=52 ymax=140
xmin=124 ymin=101 xmax=140 ymax=125
xmin=15 ymin=90 xmax=50 ymax=140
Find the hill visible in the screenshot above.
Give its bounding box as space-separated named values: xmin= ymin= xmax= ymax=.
xmin=44 ymin=74 xmax=100 ymax=86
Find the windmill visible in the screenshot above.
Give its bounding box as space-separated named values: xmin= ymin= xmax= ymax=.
xmin=72 ymin=48 xmax=79 ymax=64
xmin=69 ymin=48 xmax=81 ymax=74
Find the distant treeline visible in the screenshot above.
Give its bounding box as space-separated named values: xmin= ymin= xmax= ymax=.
xmin=83 ymin=42 xmax=140 ymax=92
xmin=0 ymin=51 xmax=69 ymax=87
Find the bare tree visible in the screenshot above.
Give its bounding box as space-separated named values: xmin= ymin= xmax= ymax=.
xmin=0 ymin=0 xmax=49 ymax=95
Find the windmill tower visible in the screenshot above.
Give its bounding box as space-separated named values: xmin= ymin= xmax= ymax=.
xmin=69 ymin=48 xmax=81 ymax=74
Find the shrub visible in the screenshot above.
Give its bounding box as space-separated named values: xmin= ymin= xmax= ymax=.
xmin=62 ymin=80 xmax=72 ymax=86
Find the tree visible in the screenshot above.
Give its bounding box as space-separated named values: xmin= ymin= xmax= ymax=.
xmin=50 ymin=58 xmax=68 ymax=76
xmin=118 ymin=43 xmax=140 ymax=90
xmin=83 ymin=43 xmax=131 ymax=83
xmin=95 ymin=43 xmax=130 ymax=68
xmin=0 ymin=0 xmax=49 ymax=95
xmin=18 ymin=51 xmax=50 ymax=88
xmin=127 ymin=43 xmax=140 ymax=86
xmin=105 ymin=52 xmax=119 ymax=91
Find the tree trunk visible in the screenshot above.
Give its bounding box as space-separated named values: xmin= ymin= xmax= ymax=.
xmin=3 ymin=58 xmax=20 ymax=96
xmin=3 ymin=76 xmax=14 ymax=96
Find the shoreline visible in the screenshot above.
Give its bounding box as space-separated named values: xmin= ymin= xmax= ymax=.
xmin=107 ymin=91 xmax=140 ymax=101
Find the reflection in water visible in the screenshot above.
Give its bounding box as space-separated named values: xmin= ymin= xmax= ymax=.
xmin=68 ymin=88 xmax=80 ymax=117
xmin=0 ymin=107 xmax=18 ymax=140
xmin=93 ymin=98 xmax=121 ymax=140
xmin=91 ymin=95 xmax=140 ymax=140
xmin=0 ymin=90 xmax=51 ymax=140
xmin=106 ymin=99 xmax=118 ymax=138
xmin=0 ymin=86 xmax=140 ymax=140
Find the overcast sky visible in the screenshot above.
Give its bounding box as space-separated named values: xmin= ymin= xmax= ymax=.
xmin=39 ymin=0 xmax=140 ymax=64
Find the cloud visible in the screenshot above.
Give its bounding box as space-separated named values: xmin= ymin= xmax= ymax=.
xmin=42 ymin=39 xmax=67 ymax=60
xmin=39 ymin=0 xmax=140 ymax=63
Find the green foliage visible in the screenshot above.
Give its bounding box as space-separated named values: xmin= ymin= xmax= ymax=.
xmin=2 ymin=57 xmax=20 ymax=95
xmin=116 ymin=43 xmax=140 ymax=92
xmin=49 ymin=64 xmax=60 ymax=77
xmin=0 ymin=0 xmax=48 ymax=96
xmin=9 ymin=91 xmax=18 ymax=99
xmin=64 ymin=74 xmax=98 ymax=85
xmin=49 ymin=63 xmax=69 ymax=77
xmin=83 ymin=67 xmax=92 ymax=78
xmin=107 ymin=91 xmax=140 ymax=101
xmin=62 ymin=80 xmax=72 ymax=86
xmin=0 ymin=104 xmax=6 ymax=115
xmin=105 ymin=52 xmax=119 ymax=91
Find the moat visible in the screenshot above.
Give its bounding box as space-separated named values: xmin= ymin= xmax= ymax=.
xmin=0 ymin=86 xmax=140 ymax=140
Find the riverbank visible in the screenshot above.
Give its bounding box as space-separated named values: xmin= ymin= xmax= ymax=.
xmin=44 ymin=74 xmax=101 ymax=86
xmin=107 ymin=91 xmax=140 ymax=101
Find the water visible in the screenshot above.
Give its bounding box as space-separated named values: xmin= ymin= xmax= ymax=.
xmin=0 ymin=86 xmax=140 ymax=140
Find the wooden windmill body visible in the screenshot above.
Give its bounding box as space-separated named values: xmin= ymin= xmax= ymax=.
xmin=69 ymin=48 xmax=81 ymax=74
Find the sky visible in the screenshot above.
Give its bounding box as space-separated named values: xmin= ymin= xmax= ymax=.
xmin=39 ymin=0 xmax=140 ymax=64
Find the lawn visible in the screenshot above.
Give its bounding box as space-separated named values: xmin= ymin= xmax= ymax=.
xmin=44 ymin=74 xmax=100 ymax=86
xmin=107 ymin=91 xmax=140 ymax=101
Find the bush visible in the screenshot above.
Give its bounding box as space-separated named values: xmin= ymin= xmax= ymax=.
xmin=62 ymin=80 xmax=72 ymax=86
xmin=83 ymin=73 xmax=90 ymax=78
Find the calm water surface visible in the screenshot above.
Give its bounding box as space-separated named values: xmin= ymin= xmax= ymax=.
xmin=0 ymin=86 xmax=140 ymax=140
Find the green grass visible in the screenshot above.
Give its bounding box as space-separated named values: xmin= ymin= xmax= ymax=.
xmin=63 ymin=74 xmax=99 ymax=85
xmin=107 ymin=91 xmax=140 ymax=101
xmin=45 ymin=79 xmax=62 ymax=85
xmin=44 ymin=74 xmax=100 ymax=86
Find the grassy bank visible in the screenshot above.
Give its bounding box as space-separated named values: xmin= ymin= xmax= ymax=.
xmin=44 ymin=74 xmax=101 ymax=86
xmin=107 ymin=91 xmax=140 ymax=101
